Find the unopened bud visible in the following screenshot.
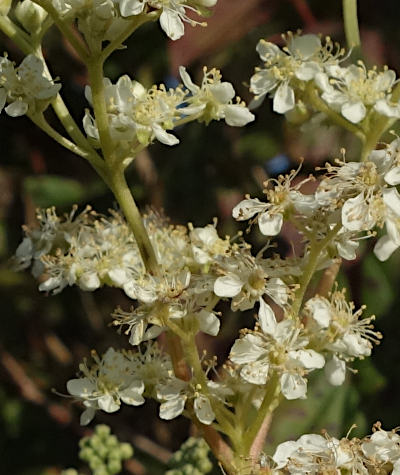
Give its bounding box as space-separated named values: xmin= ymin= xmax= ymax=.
xmin=0 ymin=0 xmax=12 ymax=16
xmin=15 ymin=0 xmax=47 ymax=33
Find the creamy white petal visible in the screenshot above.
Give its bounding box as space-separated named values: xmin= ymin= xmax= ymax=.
xmin=325 ymin=355 xmax=346 ymax=386
xmin=280 ymin=372 xmax=307 ymax=399
xmin=223 ymin=104 xmax=255 ymax=126
xmin=273 ymin=82 xmax=295 ymax=114
xmin=214 ymin=274 xmax=243 ymax=297
xmin=258 ymin=212 xmax=283 ymax=236
xmin=341 ymin=100 xmax=366 ymax=123
xmin=159 ymin=395 xmax=186 ymax=420
xmin=119 ymin=381 xmax=145 ymax=406
xmin=232 ymin=198 xmax=267 ymax=220
xmin=258 ymin=298 xmax=277 ymax=335
xmin=98 ymin=394 xmax=120 ymax=413
xmin=374 ymin=234 xmax=399 ymax=261
xmin=194 ymin=395 xmax=215 ymax=425
xmin=159 ymin=9 xmax=184 ymax=41
xmin=196 ymin=310 xmax=220 ymax=336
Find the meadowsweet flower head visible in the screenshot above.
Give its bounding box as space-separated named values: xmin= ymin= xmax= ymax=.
xmin=67 ymin=348 xmax=145 ymax=425
xmin=304 ymin=288 xmax=382 ymax=385
xmin=250 ymin=33 xmax=345 ymax=113
xmin=0 ymin=54 xmax=60 ymax=117
xmin=180 ymin=66 xmax=255 ymax=126
xmin=316 ymin=62 xmax=400 ymax=123
xmin=230 ymin=299 xmax=324 ymax=399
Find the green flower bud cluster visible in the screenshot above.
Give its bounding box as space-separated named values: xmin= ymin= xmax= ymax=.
xmin=78 ymin=424 xmax=134 ymax=475
xmin=166 ymin=437 xmax=213 ymax=475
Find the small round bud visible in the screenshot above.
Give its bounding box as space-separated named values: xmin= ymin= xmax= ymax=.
xmin=14 ymin=0 xmax=47 ymax=33
xmin=119 ymin=442 xmax=134 ymax=459
xmin=95 ymin=424 xmax=111 ymax=439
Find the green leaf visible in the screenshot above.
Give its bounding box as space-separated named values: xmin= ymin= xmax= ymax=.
xmin=23 ymin=175 xmax=86 ymax=207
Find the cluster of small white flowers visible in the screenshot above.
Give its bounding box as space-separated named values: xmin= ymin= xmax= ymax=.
xmin=66 ymin=342 xmax=234 ymax=425
xmin=67 ymin=343 xmax=173 ymax=424
xmin=0 ymin=54 xmax=60 ymax=117
xmin=250 ymin=33 xmax=344 ymax=114
xmin=316 ymin=138 xmax=400 ymax=260
xmin=304 ymin=288 xmax=381 ymax=386
xmin=52 ymin=0 xmax=217 ymax=41
xmin=83 ymin=67 xmax=254 ymax=154
xmin=229 ymin=299 xmax=325 ymax=400
xmin=266 ymin=424 xmax=400 ymax=474
xmin=250 ymin=32 xmax=400 ymax=124
xmin=232 ymin=138 xmax=400 ymax=262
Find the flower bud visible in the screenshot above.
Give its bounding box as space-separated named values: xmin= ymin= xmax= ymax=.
xmin=0 ymin=0 xmax=12 ymax=15
xmin=15 ymin=0 xmax=47 ymax=33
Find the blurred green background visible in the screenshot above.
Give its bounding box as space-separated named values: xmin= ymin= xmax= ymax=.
xmin=1 ymin=0 xmax=400 ymax=473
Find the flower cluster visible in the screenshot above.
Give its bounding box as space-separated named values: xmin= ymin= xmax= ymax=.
xmin=250 ymin=32 xmax=400 ymax=124
xmin=0 ymin=54 xmax=60 ymax=117
xmin=67 ymin=343 xmax=233 ymax=426
xmin=266 ymin=424 xmax=400 ymax=474
xmin=52 ymin=0 xmax=217 ymax=41
xmin=83 ymin=67 xmax=254 ymax=156
xmin=304 ymin=288 xmax=382 ymax=385
xmin=230 ymin=298 xmax=325 ymax=400
xmin=233 ymin=138 xmax=400 ymax=262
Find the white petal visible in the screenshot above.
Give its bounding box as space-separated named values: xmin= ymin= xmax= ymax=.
xmin=256 ymin=40 xmax=281 ymax=61
xmin=280 ymin=373 xmax=307 ymax=399
xmin=272 ymin=441 xmax=299 ymax=468
xmin=5 ymin=100 xmax=28 ymax=117
xmin=223 ymin=104 xmax=255 ymax=126
xmin=375 ymin=99 xmax=400 ymax=118
xmin=159 ymin=10 xmax=184 ymax=41
xmin=295 ymin=61 xmax=320 ymax=80
xmin=98 ymin=394 xmax=120 ymax=413
xmin=179 ymin=66 xmax=199 ymax=94
xmin=79 ymin=271 xmax=101 ymax=291
xmin=342 ymin=193 xmax=373 ymax=231
xmin=67 ymin=377 xmax=95 ymax=397
xmin=291 ymin=349 xmax=325 ymax=369
xmin=258 ymin=212 xmax=283 ymax=236
xmin=80 ymin=408 xmax=96 ymax=426
xmin=258 ymin=298 xmax=277 ymax=335
xmin=288 ymin=34 xmax=321 ymax=60
xmin=119 ymin=0 xmax=144 ymax=17
xmin=152 ymin=123 xmax=179 ymax=146
xmin=120 ymin=381 xmax=145 ymax=406
xmin=240 ymin=359 xmax=269 ymax=385
xmin=305 ymin=297 xmax=331 ymax=328
xmin=159 ymin=396 xmax=186 ymax=420
xmin=194 ymin=395 xmax=215 ymax=425
xmin=196 ymin=310 xmax=220 ymax=336
xmin=341 ymin=100 xmax=366 ymax=123
xmin=374 ymin=234 xmax=399 ymax=261
xmin=232 ymin=197 xmax=267 ymax=220
xmin=273 ymin=82 xmax=295 ymax=114
xmin=250 ymin=70 xmax=278 ymax=95
xmin=209 ymin=82 xmax=235 ymax=103
xmin=325 ymin=355 xmax=346 ymax=386
xmin=384 ymin=167 xmax=400 ymax=186
xmin=230 ymin=334 xmax=265 ymax=364
xmin=214 ymin=274 xmax=243 ymax=297
xmin=383 ymin=187 xmax=400 ymax=216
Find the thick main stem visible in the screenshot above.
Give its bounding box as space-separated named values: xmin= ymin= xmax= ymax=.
xmin=109 ymin=168 xmax=160 ymax=275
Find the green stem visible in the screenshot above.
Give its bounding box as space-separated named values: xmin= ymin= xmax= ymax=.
xmin=292 ymin=223 xmax=341 ymax=316
xmin=0 ymin=15 xmax=32 ymax=52
xmin=109 ymin=167 xmax=160 ymax=275
xmin=31 ymin=0 xmax=89 ymax=60
xmin=241 ymin=372 xmax=280 ymax=456
xmin=87 ymin=57 xmax=116 ymax=163
xmin=343 ymin=0 xmax=362 ymax=59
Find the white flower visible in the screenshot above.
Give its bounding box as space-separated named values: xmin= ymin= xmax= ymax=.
xmin=304 ymin=289 xmax=381 ymax=385
xmin=213 ymin=252 xmax=289 ymax=311
xmin=67 ymin=348 xmax=145 ymax=425
xmin=156 ymin=377 xmax=231 ymax=425
xmin=230 ymin=299 xmax=324 ymax=399
xmin=0 ymin=54 xmax=60 ymax=117
xmin=362 ymin=429 xmax=400 ymax=469
xmin=232 ymin=168 xmax=318 ymax=236
xmin=316 ymin=63 xmax=399 ymax=123
xmin=250 ymin=34 xmax=343 ymax=113
xmin=180 ymin=66 xmax=254 ymax=126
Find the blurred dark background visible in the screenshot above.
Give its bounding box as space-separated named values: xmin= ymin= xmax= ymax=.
xmin=1 ymin=0 xmax=400 ymax=473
